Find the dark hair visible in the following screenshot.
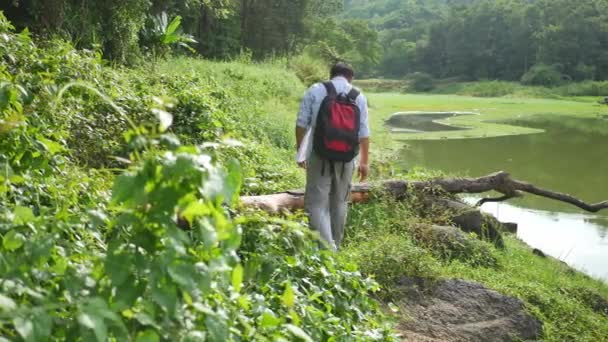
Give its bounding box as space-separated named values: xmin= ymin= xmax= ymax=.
xmin=330 ymin=62 xmax=355 ymax=79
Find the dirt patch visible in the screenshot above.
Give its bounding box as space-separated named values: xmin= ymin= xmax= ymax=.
xmin=395 ymin=277 xmax=542 ymax=341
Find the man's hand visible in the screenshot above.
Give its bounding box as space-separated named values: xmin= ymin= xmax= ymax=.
xmin=358 ymin=137 xmax=370 ymax=182
xmin=358 ymin=163 xmax=369 ymax=182
xmin=298 ymin=161 xmax=307 ymax=169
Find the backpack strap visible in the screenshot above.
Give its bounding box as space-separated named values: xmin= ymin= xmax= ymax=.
xmin=323 ymin=81 xmax=337 ymax=97
xmin=347 ymin=87 xmax=360 ymax=102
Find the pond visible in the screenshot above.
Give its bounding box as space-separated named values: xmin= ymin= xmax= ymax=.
xmin=390 ymin=116 xmax=608 ymax=281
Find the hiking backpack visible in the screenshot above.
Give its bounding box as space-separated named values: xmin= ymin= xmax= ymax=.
xmin=313 ymin=81 xmax=361 ymax=163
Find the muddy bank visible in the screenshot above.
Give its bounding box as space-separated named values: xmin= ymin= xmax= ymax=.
xmin=385 ymin=112 xmax=477 ymax=133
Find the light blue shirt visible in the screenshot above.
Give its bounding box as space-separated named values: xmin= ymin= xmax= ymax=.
xmin=296 ymin=76 xmax=370 ymax=160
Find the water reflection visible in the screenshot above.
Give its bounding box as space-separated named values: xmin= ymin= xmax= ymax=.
xmin=465 ymin=198 xmax=608 ymax=282
xmin=397 ymin=116 xmax=608 ymax=281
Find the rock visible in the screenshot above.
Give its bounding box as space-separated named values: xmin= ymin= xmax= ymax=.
xmin=428 ymin=198 xmax=505 ymax=248
xmin=532 ymin=248 xmax=546 ymax=258
xmin=502 ymin=222 xmax=518 ymax=234
xmin=397 ymin=278 xmax=543 ymax=342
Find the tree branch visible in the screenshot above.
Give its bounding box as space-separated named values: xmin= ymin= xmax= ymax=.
xmin=240 ymin=171 xmax=608 ymax=214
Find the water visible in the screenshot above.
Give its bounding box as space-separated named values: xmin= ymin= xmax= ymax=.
xmin=391 ymin=116 xmax=608 ymax=281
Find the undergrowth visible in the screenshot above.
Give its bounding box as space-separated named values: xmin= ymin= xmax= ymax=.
xmin=0 ymin=13 xmax=394 ymax=341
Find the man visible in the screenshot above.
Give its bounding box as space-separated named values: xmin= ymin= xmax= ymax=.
xmin=295 ymin=62 xmax=370 ymax=250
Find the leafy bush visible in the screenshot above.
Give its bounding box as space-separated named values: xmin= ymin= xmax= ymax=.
xmin=288 ymin=53 xmax=328 ymax=86
xmin=556 ymin=81 xmax=608 ymax=97
xmin=344 ymin=232 xmax=440 ymax=300
xmin=432 ymin=81 xmax=519 ymax=97
xmin=407 ymin=72 xmax=435 ymax=92
xmin=409 ymin=223 xmax=499 ymax=268
xmin=0 ymin=13 xmax=394 ymax=340
xmin=521 ymin=64 xmax=563 ymax=87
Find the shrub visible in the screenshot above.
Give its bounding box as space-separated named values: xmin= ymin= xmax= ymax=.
xmin=0 ymin=13 xmax=394 ymax=340
xmin=521 ymin=64 xmax=563 ymax=87
xmin=288 ymin=53 xmax=328 ymax=86
xmin=556 ymin=81 xmax=608 ymax=97
xmin=344 ymin=232 xmax=440 ymax=299
xmin=409 ymin=224 xmax=499 ymax=268
xmin=407 ymin=72 xmax=435 ymax=92
xmin=572 ymin=63 xmax=597 ymax=81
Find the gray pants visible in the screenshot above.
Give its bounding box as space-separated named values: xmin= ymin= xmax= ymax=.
xmin=305 ymin=153 xmax=355 ymax=250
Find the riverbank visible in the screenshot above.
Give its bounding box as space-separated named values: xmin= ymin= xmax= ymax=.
xmin=339 ymin=86 xmax=608 ymax=339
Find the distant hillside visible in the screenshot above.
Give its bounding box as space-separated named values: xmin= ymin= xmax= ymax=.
xmin=342 ymin=0 xmax=473 ymax=29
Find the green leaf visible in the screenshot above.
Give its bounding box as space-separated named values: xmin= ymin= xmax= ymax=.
xmin=105 ymin=251 xmax=131 ymax=287
xmin=152 ymin=108 xmax=173 ymax=132
xmin=88 ymin=210 xmax=109 ymax=228
xmin=260 ymin=311 xmax=281 ymax=328
xmin=281 ymin=283 xmax=295 ymax=308
xmin=167 ymin=262 xmax=197 ymax=291
xmin=78 ymin=312 xmax=107 ymax=342
xmin=3 ymin=230 xmax=26 ymax=251
xmin=136 ymin=330 xmax=160 ymax=342
xmin=151 ymin=284 xmax=178 ymax=315
xmin=165 ymin=15 xmax=183 ymax=39
xmin=388 ymin=302 xmax=400 ymax=313
xmin=0 ymin=294 xmax=16 ymax=311
xmin=205 ymin=314 xmax=228 ymax=342
xmin=223 ymin=159 xmax=242 ymax=205
xmin=13 ymin=317 xmax=33 ymax=341
xmin=38 ymin=137 xmax=64 ymax=155
xmin=231 ymin=264 xmax=244 ymax=293
xmin=285 ymin=324 xmax=313 ymax=342
xmin=112 ymin=173 xmax=145 ymax=205
xmin=13 ymin=205 xmax=34 ymax=224
xmin=181 ymin=200 xmax=210 ymax=224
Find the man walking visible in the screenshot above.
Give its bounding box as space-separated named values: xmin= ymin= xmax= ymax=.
xmin=295 ymin=62 xmax=370 ymax=250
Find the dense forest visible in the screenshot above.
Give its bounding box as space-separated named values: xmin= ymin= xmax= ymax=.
xmin=345 ymin=0 xmax=608 ymax=83
xmin=5 ymin=0 xmax=608 ymax=84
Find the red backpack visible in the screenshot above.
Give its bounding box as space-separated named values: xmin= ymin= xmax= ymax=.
xmin=313 ymin=81 xmax=361 ymax=163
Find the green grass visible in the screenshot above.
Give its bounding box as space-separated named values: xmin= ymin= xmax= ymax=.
xmin=342 ymin=192 xmax=608 ymax=341
xmin=338 ymin=87 xmax=608 ymax=340
xmin=366 ymin=93 xmax=608 ymax=141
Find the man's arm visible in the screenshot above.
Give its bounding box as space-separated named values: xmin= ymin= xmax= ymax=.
xmin=358 ymin=138 xmax=369 ymax=182
xmin=296 ymin=126 xmax=307 ymax=151
xmin=357 ymin=94 xmax=370 ymax=182
xmin=295 ymin=87 xmax=316 ymax=168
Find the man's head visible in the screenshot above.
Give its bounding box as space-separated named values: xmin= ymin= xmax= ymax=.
xmin=330 ymin=62 xmax=355 ymax=82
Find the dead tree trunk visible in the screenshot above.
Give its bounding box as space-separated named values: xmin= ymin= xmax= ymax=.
xmin=240 ymin=171 xmax=608 ymax=214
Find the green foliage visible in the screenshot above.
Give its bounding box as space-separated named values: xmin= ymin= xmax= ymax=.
xmin=409 ymin=224 xmax=499 ymax=268
xmin=0 ymin=13 xmax=394 ymax=340
xmin=238 ymin=212 xmax=395 ymax=340
xmin=407 ymin=72 xmax=435 ymax=92
xmin=556 ymin=81 xmax=608 ymax=97
xmin=305 ymin=18 xmax=382 ymax=77
xmin=344 ymin=230 xmax=440 ymax=300
xmin=288 ymin=53 xmax=328 ymax=86
xmin=140 ymin=12 xmax=197 ymax=60
xmin=342 ymin=0 xmax=608 ymax=82
xmin=342 ymin=198 xmax=441 ymax=298
xmin=521 ymin=64 xmax=564 ymax=87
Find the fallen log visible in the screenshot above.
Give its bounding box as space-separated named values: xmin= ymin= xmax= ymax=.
xmin=240 ymin=171 xmax=608 ymax=214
